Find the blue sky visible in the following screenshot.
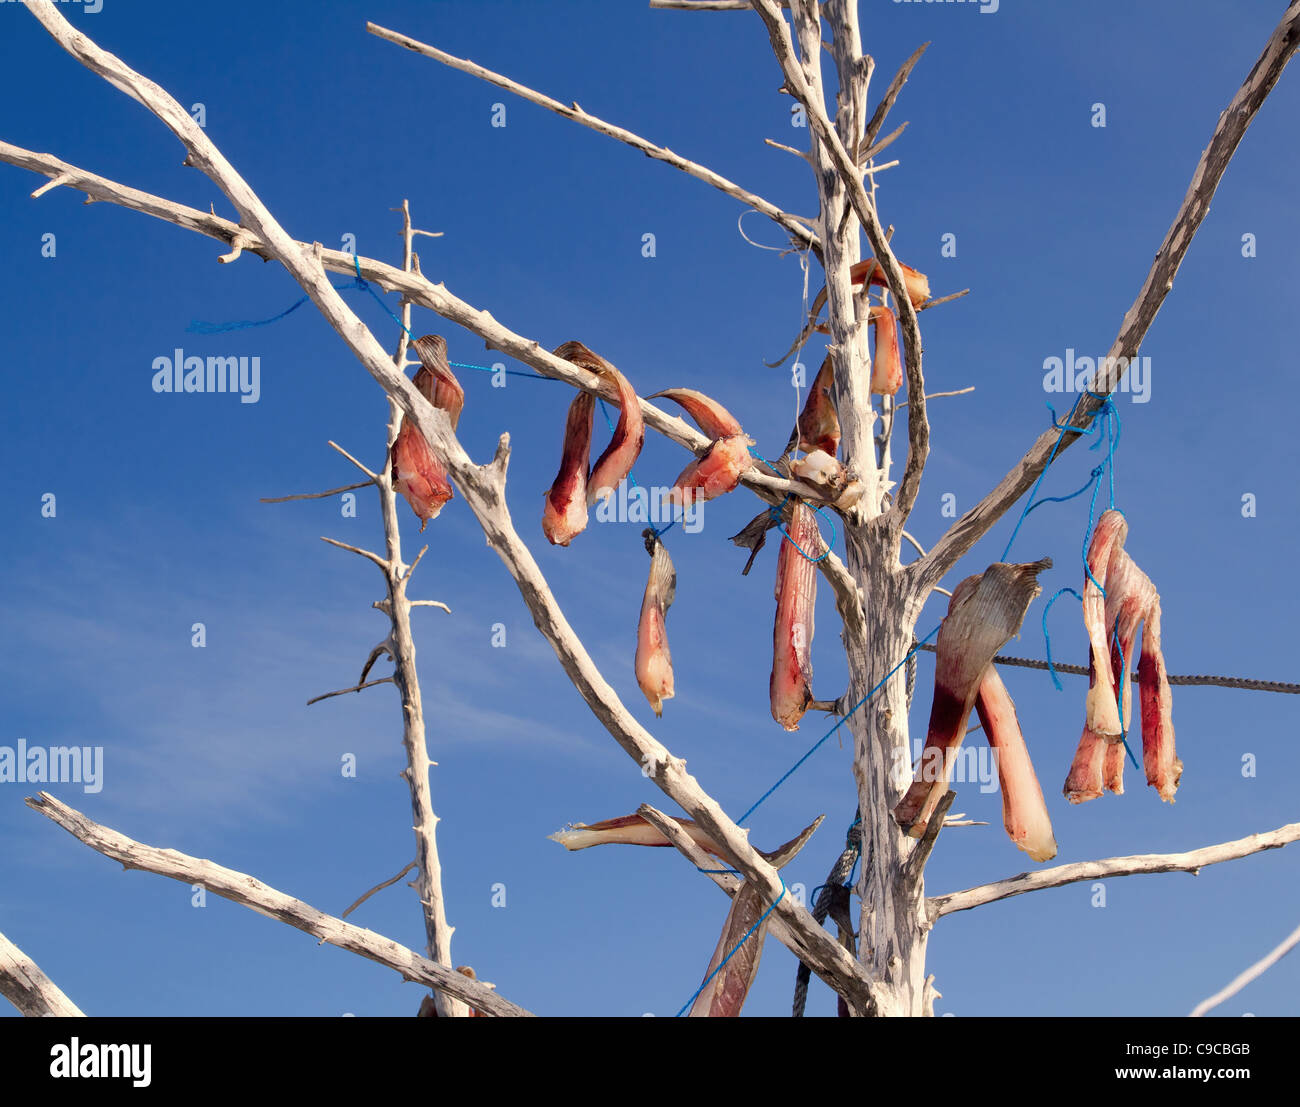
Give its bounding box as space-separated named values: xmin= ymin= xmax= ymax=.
xmin=1 ymin=0 xmax=1297 ymax=1017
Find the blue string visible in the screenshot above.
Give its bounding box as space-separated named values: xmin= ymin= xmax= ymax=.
xmin=673 ymin=874 xmax=786 ymax=1017
xmin=449 ymin=359 xmax=557 ymax=382
xmin=999 ymin=393 xmax=1118 ymax=563
xmin=736 ymin=623 xmax=941 ymax=826
xmin=1112 ymin=626 xmax=1139 ymax=770
xmin=1041 ymin=587 xmax=1083 ymax=691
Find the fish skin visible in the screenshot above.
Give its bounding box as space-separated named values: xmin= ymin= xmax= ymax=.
xmin=894 ymin=559 xmax=1052 ymax=836
xmin=1082 ymin=510 xmax=1129 ymax=737
xmin=850 ymin=257 xmax=932 ymax=307
xmin=868 ymin=305 xmax=903 ymax=396
xmin=647 ymin=388 xmax=745 ymax=440
xmin=770 ymin=502 xmax=819 ymax=731
xmin=390 ymin=418 xmax=453 ymax=531
xmin=553 ymin=340 xmax=645 ymax=506
xmin=974 ymin=665 xmax=1057 ymax=862
xmin=686 ymin=815 xmax=821 ymax=1018
xmin=665 ymin=434 xmax=754 ymax=506
xmin=541 ymin=391 xmax=595 ymax=546
xmin=635 ymin=529 xmax=676 ymax=717
xmin=547 ymin=813 xmax=723 ymax=856
xmin=791 ymin=355 xmax=840 ymax=457
xmin=411 ymin=335 xmax=465 ymax=431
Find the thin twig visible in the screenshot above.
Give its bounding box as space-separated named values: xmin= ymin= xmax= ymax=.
xmin=306 ymin=677 xmax=394 ymax=706
xmin=260 ymin=479 xmax=374 ymax=503
xmin=327 ymin=440 xmax=379 ymax=481
xmin=341 ymin=860 xmax=418 ymax=920
xmin=319 ymin=535 xmax=389 ymax=570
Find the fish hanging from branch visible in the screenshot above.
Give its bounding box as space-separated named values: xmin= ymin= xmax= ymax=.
xmin=1081 ymin=509 xmax=1129 ymax=738
xmin=786 ymin=354 xmax=840 ymax=458
xmin=553 ymin=340 xmax=644 ymax=506
xmin=868 ymin=305 xmax=903 ymax=396
xmin=687 ymin=815 xmax=822 ymax=1018
xmin=974 ymin=665 xmax=1057 ymax=862
xmin=548 ymin=813 xmax=725 ymax=856
xmin=411 ymin=334 xmax=465 ymax=429
xmin=541 ymin=391 xmax=595 ymax=546
xmin=770 ymin=502 xmax=820 ymax=731
xmin=635 ymin=529 xmax=676 ymax=717
xmin=894 ymin=559 xmax=1052 ymax=838
xmin=549 ymin=808 xmax=824 ymax=1017
xmin=391 ymin=334 xmax=464 ymax=530
xmin=649 ymin=388 xmax=756 ymax=507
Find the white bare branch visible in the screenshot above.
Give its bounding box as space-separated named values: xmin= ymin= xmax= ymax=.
xmin=1190 ymin=916 xmax=1300 ymax=1017
xmin=24 ymin=792 xmax=532 ymax=1016
xmin=0 ymin=929 xmax=85 ymax=1017
xmin=928 ymin=821 xmax=1300 ymax=921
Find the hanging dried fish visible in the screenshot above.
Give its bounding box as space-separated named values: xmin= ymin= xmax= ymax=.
xmin=974 ymin=665 xmax=1057 ymax=862
xmin=541 ymin=391 xmax=595 ymax=546
xmin=770 ymin=503 xmax=819 ymax=731
xmin=868 ymin=305 xmax=903 ymax=396
xmin=650 ymin=388 xmax=755 ymax=507
xmin=392 ymin=334 xmax=464 ymax=530
xmin=548 ymin=813 xmax=724 ymax=856
xmin=635 ymin=529 xmax=676 ymax=717
xmin=411 ymin=334 xmax=465 ymax=430
xmin=1082 ymin=509 xmax=1129 ymax=738
xmin=787 ymin=355 xmax=840 ymax=458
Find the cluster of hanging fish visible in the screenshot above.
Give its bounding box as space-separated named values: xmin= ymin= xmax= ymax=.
xmin=893 ymin=511 xmax=1181 ymax=865
xmin=1064 ymin=509 xmax=1181 ymax=804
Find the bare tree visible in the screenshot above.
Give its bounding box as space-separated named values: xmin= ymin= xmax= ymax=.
xmin=3 ymin=0 xmax=1299 ymax=1017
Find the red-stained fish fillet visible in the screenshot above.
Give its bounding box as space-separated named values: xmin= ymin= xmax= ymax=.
xmin=541 ymin=391 xmax=594 ymax=546
xmin=391 ymin=418 xmax=453 ymax=530
xmin=770 ymin=503 xmax=819 ymax=730
xmin=648 ymin=387 xmax=745 ymax=440
xmin=1139 ymin=602 xmax=1181 ymax=802
xmin=868 ymin=305 xmax=903 ymax=396
xmin=665 ymin=434 xmax=754 ymax=506
xmin=1082 ymin=510 xmax=1128 ymax=737
xmin=635 ymin=530 xmax=676 ymax=717
xmin=974 ymin=665 xmax=1057 ymax=862
xmin=792 ymin=355 xmax=840 ymax=457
